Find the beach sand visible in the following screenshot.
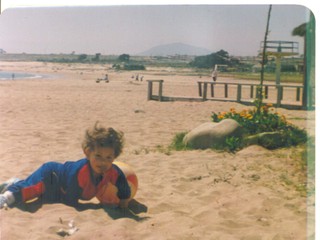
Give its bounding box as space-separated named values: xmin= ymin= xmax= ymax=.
xmin=0 ymin=62 xmax=315 ymax=239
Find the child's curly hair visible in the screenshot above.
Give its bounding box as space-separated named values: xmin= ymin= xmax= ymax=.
xmin=82 ymin=122 xmax=124 ymax=158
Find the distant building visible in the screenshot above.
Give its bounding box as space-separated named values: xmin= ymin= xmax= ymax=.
xmin=0 ymin=49 xmax=6 ymax=54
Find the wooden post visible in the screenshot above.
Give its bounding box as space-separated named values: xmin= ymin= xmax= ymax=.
xmin=265 ymin=86 xmax=269 ymax=99
xmin=202 ymin=82 xmax=208 ymax=101
xmin=276 ymin=85 xmax=282 ymax=107
xmin=211 ymin=83 xmax=214 ymax=97
xmin=250 ymin=85 xmax=254 ymax=98
xmin=147 ymin=81 xmax=153 ymax=100
xmin=198 ymin=82 xmax=202 ymax=96
xmin=224 ymin=84 xmax=228 ymax=98
xmin=296 ymin=87 xmax=301 ymax=101
xmin=158 ymin=80 xmax=163 ymax=101
xmin=280 ymin=86 xmax=283 ymax=100
xmin=237 ymin=84 xmax=242 ymax=102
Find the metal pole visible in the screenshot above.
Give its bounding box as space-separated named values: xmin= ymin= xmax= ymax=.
xmin=258 ymin=5 xmax=272 ymax=112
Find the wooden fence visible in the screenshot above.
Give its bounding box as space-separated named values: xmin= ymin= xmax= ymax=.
xmin=147 ymin=80 xmax=315 ymax=109
xmin=147 ymin=80 xmax=164 ymax=101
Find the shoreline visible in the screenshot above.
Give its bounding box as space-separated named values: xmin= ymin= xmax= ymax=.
xmin=0 ymin=70 xmax=51 ymax=81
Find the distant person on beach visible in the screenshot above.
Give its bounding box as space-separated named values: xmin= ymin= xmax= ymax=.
xmin=11 ymin=73 xmax=15 ymax=80
xmin=104 ymin=74 xmax=109 ymax=82
xmin=0 ymin=122 xmax=131 ymax=210
xmin=96 ymin=74 xmax=109 ymax=83
xmin=212 ymin=67 xmax=218 ymax=82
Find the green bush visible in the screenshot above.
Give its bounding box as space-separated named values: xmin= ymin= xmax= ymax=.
xmin=112 ymin=64 xmax=121 ymax=70
xmin=170 ymin=104 xmax=308 ymax=152
xmin=123 ymin=64 xmax=146 ymax=70
xmin=211 ymin=105 xmax=308 ymax=150
xmin=225 ymin=136 xmax=243 ymax=152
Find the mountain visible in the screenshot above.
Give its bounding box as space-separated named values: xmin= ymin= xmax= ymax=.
xmin=138 ymin=42 xmax=212 ymax=56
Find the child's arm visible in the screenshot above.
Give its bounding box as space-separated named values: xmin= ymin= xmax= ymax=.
xmin=116 ymin=177 xmax=131 ymax=209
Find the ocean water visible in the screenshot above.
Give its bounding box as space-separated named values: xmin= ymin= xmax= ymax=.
xmin=0 ymin=71 xmax=42 ymax=80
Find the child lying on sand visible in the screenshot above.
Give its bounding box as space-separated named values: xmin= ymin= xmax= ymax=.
xmin=0 ymin=123 xmax=131 ymax=209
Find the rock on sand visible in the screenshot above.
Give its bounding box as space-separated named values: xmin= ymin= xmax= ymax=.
xmin=183 ymin=119 xmax=243 ymax=149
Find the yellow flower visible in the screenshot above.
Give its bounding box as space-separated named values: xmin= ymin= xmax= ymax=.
xmin=218 ymin=115 xmax=224 ymax=119
xmin=240 ymin=110 xmax=247 ymax=117
xmin=246 ymin=114 xmax=253 ymax=119
xmin=230 ymin=108 xmax=236 ymax=114
xmin=263 ymin=105 xmax=268 ymax=110
xmin=266 ymin=103 xmax=273 ymax=107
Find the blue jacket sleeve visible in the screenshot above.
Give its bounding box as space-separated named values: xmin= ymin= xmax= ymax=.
xmin=114 ymin=165 xmax=131 ymax=200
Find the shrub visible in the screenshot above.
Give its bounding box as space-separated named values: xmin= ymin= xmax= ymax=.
xmin=225 ymin=136 xmax=243 ymax=152
xmin=211 ymin=104 xmax=308 ymax=150
xmin=170 ymin=104 xmax=308 ymax=152
xmin=123 ymin=64 xmax=145 ymax=70
xmin=112 ymin=64 xmax=121 ymax=70
xmin=78 ymin=54 xmax=88 ymax=61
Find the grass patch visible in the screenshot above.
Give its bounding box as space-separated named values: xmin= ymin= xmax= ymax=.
xmin=220 ymin=72 xmax=303 ymax=84
xmin=169 ymin=132 xmax=189 ymax=151
xmin=278 ymin=142 xmax=315 ymax=197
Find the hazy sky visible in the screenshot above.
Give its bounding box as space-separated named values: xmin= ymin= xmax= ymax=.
xmin=0 ymin=4 xmax=311 ymax=56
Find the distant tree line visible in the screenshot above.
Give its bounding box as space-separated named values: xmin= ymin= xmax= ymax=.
xmin=77 ymin=53 xmax=102 ymax=62
xmin=34 ymin=50 xmax=301 ymax=73
xmin=36 ymin=52 xmax=146 ymax=70
xmin=37 ymin=53 xmax=112 ymax=63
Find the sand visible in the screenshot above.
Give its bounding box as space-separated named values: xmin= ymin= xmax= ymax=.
xmin=0 ymin=61 xmax=315 ymax=239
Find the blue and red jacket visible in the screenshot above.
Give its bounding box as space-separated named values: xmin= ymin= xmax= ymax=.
xmin=7 ymin=158 xmax=131 ymax=207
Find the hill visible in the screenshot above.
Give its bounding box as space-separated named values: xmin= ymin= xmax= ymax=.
xmin=138 ymin=42 xmax=212 ymax=56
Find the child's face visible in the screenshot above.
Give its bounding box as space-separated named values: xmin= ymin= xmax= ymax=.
xmin=84 ymin=146 xmax=116 ymax=176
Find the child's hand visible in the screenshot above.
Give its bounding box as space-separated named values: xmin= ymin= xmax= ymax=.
xmin=0 ymin=194 xmax=8 ymax=209
xmin=0 ymin=191 xmax=15 ymax=209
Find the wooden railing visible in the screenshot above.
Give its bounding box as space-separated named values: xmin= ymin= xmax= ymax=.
xmin=197 ymin=81 xmax=314 ymax=109
xmin=146 ymin=80 xmax=314 ymax=109
xmin=147 ymin=80 xmax=164 ymax=101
